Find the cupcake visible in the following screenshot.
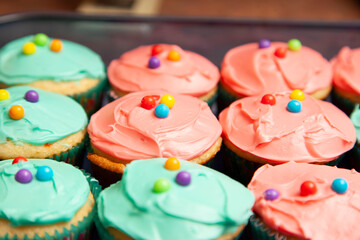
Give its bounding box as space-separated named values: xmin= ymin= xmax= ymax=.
xmin=219 ymin=90 xmax=356 ymax=184
xmin=87 ymin=91 xmax=222 ymax=186
xmin=0 ymin=34 xmax=106 ymax=115
xmin=0 ymin=157 xmax=101 ymax=239
xmin=107 ymin=44 xmax=220 ymax=105
xmin=220 ymin=39 xmax=332 ymax=108
xmin=0 ymin=86 xmax=88 ymax=165
xmin=96 ymin=157 xmax=254 ymax=240
xmin=248 ymin=162 xmax=360 ymax=240
xmin=331 ymin=47 xmax=360 ymax=115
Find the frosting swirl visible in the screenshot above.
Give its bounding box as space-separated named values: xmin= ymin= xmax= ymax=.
xmin=332 ymin=47 xmax=360 ymax=95
xmin=248 ymin=162 xmax=360 ymax=240
xmin=0 ymin=35 xmax=105 ymax=84
xmin=0 ymin=86 xmax=87 ymax=145
xmin=219 ymin=92 xmax=356 ymax=163
xmin=0 ymin=159 xmax=90 ymax=226
xmin=108 ymin=44 xmax=219 ymax=97
xmin=221 ymin=42 xmax=332 ymax=96
xmin=88 ymin=91 xmax=221 ymax=161
xmin=97 ymin=158 xmax=254 ymax=239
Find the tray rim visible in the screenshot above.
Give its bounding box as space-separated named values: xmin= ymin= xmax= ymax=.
xmin=0 ymin=11 xmax=360 ymax=29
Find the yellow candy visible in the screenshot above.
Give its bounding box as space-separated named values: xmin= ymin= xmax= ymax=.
xmin=9 ymin=105 xmax=24 ymax=120
xmin=164 ymin=157 xmax=180 ymax=171
xmin=23 ymin=42 xmax=36 ymax=55
xmin=160 ymin=94 xmax=175 ymax=109
xmin=0 ymin=89 xmax=9 ymax=101
xmin=167 ymin=50 xmax=181 ymax=61
xmin=290 ymin=89 xmax=305 ymax=101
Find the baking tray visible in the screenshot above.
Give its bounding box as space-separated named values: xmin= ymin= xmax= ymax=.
xmin=0 ymin=12 xmax=359 ymax=239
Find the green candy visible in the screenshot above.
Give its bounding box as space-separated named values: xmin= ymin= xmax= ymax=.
xmin=153 ymin=178 xmax=170 ymax=193
xmin=288 ymin=39 xmax=302 ymax=51
xmin=34 ymin=33 xmax=49 ymax=46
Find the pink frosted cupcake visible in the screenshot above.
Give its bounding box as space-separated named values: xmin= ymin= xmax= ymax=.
xmin=220 ymin=39 xmax=332 ymax=108
xmin=107 ymin=44 xmax=220 ymax=105
xmin=219 ymin=90 xmax=356 ymax=184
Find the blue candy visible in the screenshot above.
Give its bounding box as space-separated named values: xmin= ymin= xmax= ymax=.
xmin=331 ymin=178 xmax=348 ymax=194
xmin=287 ymin=100 xmax=302 ymax=113
xmin=155 ymin=104 xmax=170 ymax=118
xmin=36 ymin=166 xmax=54 ymax=181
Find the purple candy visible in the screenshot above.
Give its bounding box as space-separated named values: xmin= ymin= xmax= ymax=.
xmin=264 ymin=188 xmax=279 ymax=201
xmin=25 ymin=90 xmax=39 ymax=103
xmin=15 ymin=169 xmax=33 ymax=184
xmin=176 ymin=171 xmax=191 ymax=186
xmin=258 ymin=39 xmax=271 ymax=49
xmin=148 ymin=56 xmax=161 ymax=69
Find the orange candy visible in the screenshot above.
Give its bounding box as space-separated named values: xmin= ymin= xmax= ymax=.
xmin=50 ymin=39 xmax=63 ymax=52
xmin=9 ymin=105 xmax=25 ymax=120
xmin=164 ymin=157 xmax=180 ymax=170
xmin=167 ymin=50 xmax=181 ymax=61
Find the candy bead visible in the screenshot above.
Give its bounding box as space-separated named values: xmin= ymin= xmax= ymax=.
xmin=164 ymin=157 xmax=180 ymax=170
xmin=264 ymin=189 xmax=279 ymax=201
xmin=15 ymin=169 xmax=33 ymax=184
xmin=141 ymin=96 xmax=157 ymax=110
xmin=12 ymin=156 xmax=28 ymax=164
xmin=261 ymin=94 xmax=276 ymax=105
xmin=0 ymin=89 xmax=9 ymax=101
xmin=155 ymin=104 xmax=169 ymax=118
xmin=25 ymin=90 xmax=39 ymax=103
xmin=36 ymin=166 xmax=54 ymax=181
xmin=167 ymin=50 xmax=181 ymax=61
xmin=290 ymin=89 xmax=305 ymax=101
xmin=23 ymin=42 xmax=36 ymax=55
xmin=331 ymin=178 xmax=348 ymax=194
xmin=288 ymin=39 xmax=302 ymax=51
xmin=148 ymin=56 xmax=161 ymax=69
xmin=34 ymin=33 xmax=49 ymax=46
xmin=287 ymin=100 xmax=301 ymax=113
xmin=151 ymin=45 xmax=163 ymax=56
xmin=258 ymin=39 xmax=271 ymax=49
xmin=50 ymin=39 xmax=63 ymax=52
xmin=274 ymin=47 xmax=287 ymax=58
xmin=9 ymin=105 xmax=25 ymax=120
xmin=176 ymin=171 xmax=191 ymax=186
xmin=300 ymin=181 xmax=317 ymax=196
xmin=160 ymin=94 xmax=175 ymax=109
xmin=153 ymin=178 xmax=171 ymax=193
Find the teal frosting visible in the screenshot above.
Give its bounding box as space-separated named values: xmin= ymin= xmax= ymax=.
xmin=0 ymin=159 xmax=90 ymax=226
xmin=0 ymin=35 xmax=105 ymax=84
xmin=0 ymin=86 xmax=87 ymax=145
xmin=350 ymin=104 xmax=360 ymax=142
xmin=97 ymin=158 xmax=254 ymax=240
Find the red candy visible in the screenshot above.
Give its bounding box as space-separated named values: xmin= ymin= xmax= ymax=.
xmin=141 ymin=95 xmax=160 ymax=110
xmin=12 ymin=156 xmax=28 ymax=164
xmin=261 ymin=94 xmax=276 ymax=105
xmin=151 ymin=45 xmax=163 ymax=56
xmin=300 ymin=181 xmax=317 ymax=196
xmin=274 ymin=47 xmax=287 ymax=58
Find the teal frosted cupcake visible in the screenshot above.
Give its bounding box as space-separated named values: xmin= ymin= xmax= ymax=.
xmin=0 ymin=157 xmax=101 ymax=239
xmin=96 ymin=157 xmax=254 ymax=240
xmin=0 ymin=34 xmax=106 ymax=115
xmin=0 ymin=86 xmax=88 ymax=165
xmin=350 ymin=104 xmax=360 ymax=170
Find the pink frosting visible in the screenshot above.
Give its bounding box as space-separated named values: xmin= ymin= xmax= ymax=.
xmin=88 ymin=91 xmax=221 ymax=161
xmin=221 ymin=42 xmax=332 ymax=96
xmin=219 ymin=92 xmax=355 ymax=163
xmin=108 ymin=44 xmax=220 ymax=97
xmin=332 ymin=47 xmax=360 ymax=95
xmin=248 ymin=162 xmax=360 ymax=240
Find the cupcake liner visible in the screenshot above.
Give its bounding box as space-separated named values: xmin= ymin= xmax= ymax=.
xmin=0 ymin=169 xmax=102 ymax=240
xmin=218 ymin=84 xmax=238 ymax=112
xmin=331 ymin=89 xmax=356 ymax=116
xmin=249 ymin=215 xmax=287 ymax=240
xmin=72 ymin=77 xmax=108 ymax=116
xmin=222 ymin=144 xmax=341 ymax=185
xmin=46 ymin=136 xmax=87 ymax=167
